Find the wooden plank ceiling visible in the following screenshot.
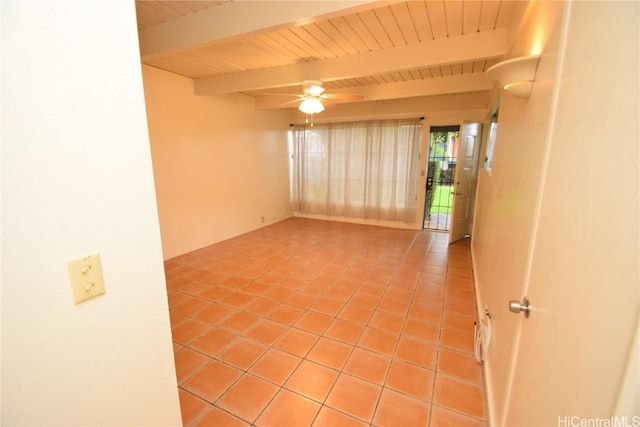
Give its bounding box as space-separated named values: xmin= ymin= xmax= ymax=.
xmin=136 ymin=1 xmax=518 ymax=111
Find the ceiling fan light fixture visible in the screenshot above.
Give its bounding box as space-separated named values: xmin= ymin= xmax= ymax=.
xmin=299 ymin=97 xmax=325 ymax=114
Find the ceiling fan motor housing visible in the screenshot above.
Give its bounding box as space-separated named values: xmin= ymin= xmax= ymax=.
xmin=302 ymin=80 xmax=326 ymax=96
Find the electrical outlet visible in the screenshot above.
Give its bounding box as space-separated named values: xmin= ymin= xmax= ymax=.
xmin=67 ymin=252 xmax=105 ymax=304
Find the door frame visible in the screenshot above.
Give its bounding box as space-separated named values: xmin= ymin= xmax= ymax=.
xmin=422 ymin=124 xmax=460 ymax=232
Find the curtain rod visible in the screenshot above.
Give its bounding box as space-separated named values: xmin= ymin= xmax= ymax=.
xmin=290 ymin=117 xmax=424 ymax=127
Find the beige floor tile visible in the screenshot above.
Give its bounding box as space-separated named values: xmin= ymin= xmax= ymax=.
xmin=323 ymin=317 xmax=364 ymax=344
xmin=171 ymin=318 xmax=210 ymax=345
xmin=395 ymin=337 xmax=438 ymax=369
xmin=368 ymin=310 xmax=405 ymax=334
xmin=403 ymin=317 xmax=440 ymax=343
xmin=437 ymin=347 xmax=484 ymax=383
xmin=440 ymin=327 xmax=475 ymax=354
xmin=216 ymin=375 xmax=279 ymax=423
xmin=249 ymin=348 xmax=301 ymax=385
xmin=268 ymin=305 xmax=304 ymax=325
xmin=325 ymin=373 xmax=382 ymax=423
xmin=182 ymin=360 xmax=242 ymax=403
xmin=190 ymin=328 xmax=236 ymax=357
xmin=312 ymin=406 xmax=368 ymax=427
xmin=193 ymin=406 xmax=249 ymax=427
xmin=285 ymin=360 xmax=339 ymax=402
xmin=219 ymin=311 xmax=260 ymax=334
xmin=433 ymin=373 xmax=486 ymax=420
xmin=166 ymin=219 xmax=487 ymax=427
xmin=194 ymin=303 xmax=234 ymax=324
xmin=294 ymin=311 xmax=333 ymax=335
xmin=178 ymin=389 xmax=210 ymax=427
xmin=218 ymin=338 xmax=267 ymax=370
xmin=307 ymin=337 xmax=352 ymax=370
xmin=385 ymin=359 xmax=435 ymax=400
xmin=255 ymin=389 xmax=321 ymax=427
xmin=357 ymin=327 xmax=399 ymax=355
xmin=245 ymin=319 xmax=288 ymax=345
xmin=174 ymin=348 xmax=211 ymax=385
xmin=430 ymin=404 xmax=487 ymax=426
xmin=343 ymin=347 xmax=391 ymax=385
xmin=372 ymin=388 xmax=430 ymax=427
xmin=274 ymin=327 xmax=319 ymax=357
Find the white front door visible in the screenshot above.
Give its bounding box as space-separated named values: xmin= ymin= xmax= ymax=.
xmin=450 ymin=122 xmax=481 ymax=243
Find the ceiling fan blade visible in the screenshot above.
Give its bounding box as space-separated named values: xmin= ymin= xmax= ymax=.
xmin=323 ymin=93 xmax=364 ymax=101
xmin=259 ymin=93 xmax=302 ymax=97
xmin=278 ymin=98 xmax=305 ymax=107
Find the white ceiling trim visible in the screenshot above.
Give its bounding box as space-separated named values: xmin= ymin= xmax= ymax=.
xmin=194 ymin=29 xmax=508 ymax=95
xmin=139 ymin=0 xmax=383 ymax=59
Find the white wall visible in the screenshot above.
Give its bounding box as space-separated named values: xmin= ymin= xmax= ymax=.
xmin=142 ymin=65 xmax=292 ymax=260
xmin=472 ymin=0 xmax=639 ymax=424
xmin=1 ymin=2 xmax=181 ymax=425
xmin=471 ymin=0 xmax=565 ymax=421
xmin=471 ymin=2 xmax=563 ymax=417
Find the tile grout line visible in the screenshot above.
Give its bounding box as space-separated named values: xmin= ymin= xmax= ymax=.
xmin=168 ymin=221 xmax=486 ymax=426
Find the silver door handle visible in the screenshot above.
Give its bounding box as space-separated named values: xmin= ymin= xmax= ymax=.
xmin=509 ymin=297 xmax=531 ymax=317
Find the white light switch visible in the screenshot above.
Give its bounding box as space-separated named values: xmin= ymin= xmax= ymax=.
xmin=67 ymin=252 xmax=105 ymax=304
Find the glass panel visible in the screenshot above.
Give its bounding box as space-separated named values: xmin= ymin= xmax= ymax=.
xmin=424 ymin=126 xmax=460 ymax=231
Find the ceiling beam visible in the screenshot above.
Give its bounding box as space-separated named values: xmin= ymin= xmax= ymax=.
xmin=139 ymin=1 xmax=383 ymax=60
xmin=254 ymin=74 xmax=496 ymax=109
xmin=289 ymin=92 xmax=492 ymax=124
xmin=194 ymin=29 xmax=508 ymax=95
xmin=350 ymin=73 xmax=496 ymax=100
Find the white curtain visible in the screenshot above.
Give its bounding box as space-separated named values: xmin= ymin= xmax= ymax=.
xmin=291 ymin=119 xmax=422 ymax=222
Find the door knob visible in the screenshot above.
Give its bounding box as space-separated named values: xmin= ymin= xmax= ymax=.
xmin=509 ymin=297 xmax=531 ymax=317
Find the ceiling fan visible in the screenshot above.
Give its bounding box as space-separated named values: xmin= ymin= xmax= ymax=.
xmin=265 ymin=80 xmax=364 ymax=114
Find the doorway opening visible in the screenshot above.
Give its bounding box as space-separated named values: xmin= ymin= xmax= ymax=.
xmin=424 ymin=125 xmax=460 ymax=231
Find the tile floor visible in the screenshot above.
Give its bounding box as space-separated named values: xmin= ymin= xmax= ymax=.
xmin=165 ymin=218 xmax=487 ymax=427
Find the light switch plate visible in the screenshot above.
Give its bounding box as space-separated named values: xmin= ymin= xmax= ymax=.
xmin=67 ymin=252 xmax=105 ymax=304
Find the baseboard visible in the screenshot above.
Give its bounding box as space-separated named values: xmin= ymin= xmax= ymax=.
xmin=470 ymin=243 xmax=497 ymax=427
xmin=292 ymin=211 xmax=421 ymax=230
